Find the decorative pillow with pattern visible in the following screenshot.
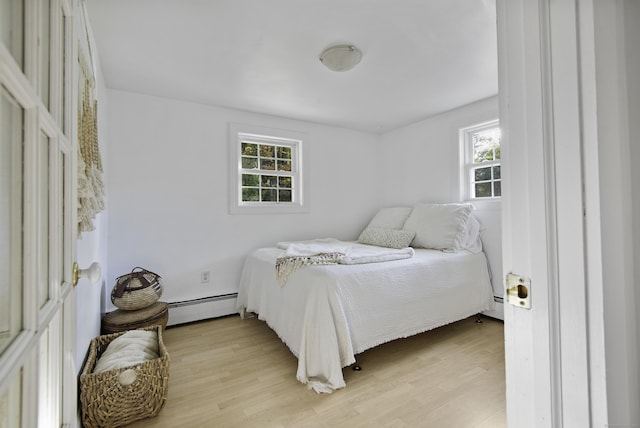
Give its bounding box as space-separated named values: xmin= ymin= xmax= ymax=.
xmin=358 ymin=227 xmax=416 ymax=249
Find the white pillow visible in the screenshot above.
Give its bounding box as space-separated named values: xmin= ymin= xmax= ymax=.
xmin=365 ymin=207 xmax=413 ymax=229
xmin=358 ymin=227 xmax=416 ymax=249
xmin=403 ymin=203 xmax=474 ymax=251
xmin=460 ymin=215 xmax=483 ymax=253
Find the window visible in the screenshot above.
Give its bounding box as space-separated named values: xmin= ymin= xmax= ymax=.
xmin=229 ymin=124 xmax=307 ymax=214
xmin=461 ymin=120 xmax=501 ymax=200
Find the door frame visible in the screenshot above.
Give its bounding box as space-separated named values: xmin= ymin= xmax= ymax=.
xmin=498 ymin=0 xmax=638 ymax=426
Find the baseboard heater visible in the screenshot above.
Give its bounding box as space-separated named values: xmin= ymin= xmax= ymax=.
xmin=481 ymin=295 xmax=505 ymax=321
xmin=167 ymin=293 xmax=238 ymax=326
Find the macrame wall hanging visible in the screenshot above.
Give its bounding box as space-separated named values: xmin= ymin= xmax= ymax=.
xmin=77 ymin=50 xmax=105 ymax=236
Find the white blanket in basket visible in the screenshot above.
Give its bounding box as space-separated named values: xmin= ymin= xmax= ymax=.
xmin=93 ymin=330 xmax=159 ymax=373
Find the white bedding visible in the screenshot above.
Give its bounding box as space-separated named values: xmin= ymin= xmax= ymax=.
xmin=236 ymin=244 xmax=495 ymax=393
xmin=278 ymin=238 xmax=415 ymax=264
xmin=274 ymin=238 xmax=415 ymax=286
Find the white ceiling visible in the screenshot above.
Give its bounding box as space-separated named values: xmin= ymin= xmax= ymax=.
xmin=86 ymin=0 xmax=498 ymax=134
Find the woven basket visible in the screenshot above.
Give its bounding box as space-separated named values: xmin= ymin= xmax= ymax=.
xmin=111 ymin=267 xmax=163 ymax=311
xmin=80 ymin=326 xmax=170 ymax=428
xmin=102 ymin=302 xmax=169 ymax=335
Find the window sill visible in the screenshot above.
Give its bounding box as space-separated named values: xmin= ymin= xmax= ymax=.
xmin=467 ymin=198 xmax=502 ymax=211
xmin=229 ymin=203 xmax=310 ymax=215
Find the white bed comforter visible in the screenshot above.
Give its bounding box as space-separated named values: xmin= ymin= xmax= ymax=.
xmin=236 ymin=243 xmax=494 ymax=393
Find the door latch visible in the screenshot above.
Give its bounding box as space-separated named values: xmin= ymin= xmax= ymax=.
xmin=506 ymin=273 xmax=531 ymax=309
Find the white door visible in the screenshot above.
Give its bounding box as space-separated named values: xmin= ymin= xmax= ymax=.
xmin=0 ymin=1 xmax=79 ymax=426
xmin=498 ymin=0 xmax=635 ymax=426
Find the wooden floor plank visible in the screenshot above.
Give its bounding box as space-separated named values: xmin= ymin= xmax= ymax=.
xmin=126 ymin=314 xmax=506 ymax=428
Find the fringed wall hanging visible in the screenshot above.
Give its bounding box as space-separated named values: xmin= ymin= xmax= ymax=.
xmin=77 ymin=53 xmax=105 ymax=236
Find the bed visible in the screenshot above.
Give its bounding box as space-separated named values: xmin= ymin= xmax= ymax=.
xmin=236 ymin=203 xmax=495 ymax=393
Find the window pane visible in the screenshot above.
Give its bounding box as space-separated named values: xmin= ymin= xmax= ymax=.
xmin=474 ymin=167 xmax=491 ymax=181
xmin=37 ymin=328 xmax=49 ymax=427
xmin=55 ymin=9 xmax=68 ymax=130
xmin=241 ymin=142 xmax=257 ymax=156
xmin=494 ymin=181 xmax=502 ymax=197
xmin=277 ymin=160 xmax=291 ymax=171
xmin=58 ymin=151 xmax=66 ymax=285
xmin=259 ymin=144 xmax=274 ymax=157
xmin=242 ymin=188 xmax=259 ymax=202
xmin=0 ymin=369 xmax=22 ymax=427
xmin=279 ymin=190 xmax=292 ymax=202
xmin=261 ymin=175 xmax=277 ymax=188
xmin=493 ymin=165 xmax=501 ymax=179
xmin=0 ymin=0 xmax=24 ymax=69
xmin=261 ymin=189 xmax=276 ymax=202
xmin=475 ymin=182 xmax=492 ymax=198
xmin=473 ymin=127 xmax=501 ymax=163
xmin=278 ymin=177 xmax=292 ymax=188
xmin=277 ymin=146 xmax=291 ymax=159
xmin=241 ymin=174 xmax=259 ymax=186
xmin=0 ymin=86 xmax=24 ymax=357
xmin=39 ymin=0 xmax=51 ymax=108
xmin=38 ymin=130 xmax=50 ymax=309
xmin=260 ymin=159 xmax=275 ymax=170
xmin=241 ymin=157 xmax=258 ymax=169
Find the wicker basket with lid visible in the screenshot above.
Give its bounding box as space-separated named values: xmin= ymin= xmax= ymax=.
xmin=102 ymin=301 xmax=168 ymax=335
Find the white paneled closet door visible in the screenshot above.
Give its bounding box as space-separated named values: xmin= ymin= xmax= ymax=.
xmin=0 ymin=0 xmax=79 ymax=426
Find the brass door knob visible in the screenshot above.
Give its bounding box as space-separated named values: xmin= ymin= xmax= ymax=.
xmin=72 ymin=262 xmax=102 ymax=286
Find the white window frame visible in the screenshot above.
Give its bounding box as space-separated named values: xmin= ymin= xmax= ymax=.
xmin=460 ymin=119 xmax=501 ymax=201
xmin=228 ymin=123 xmax=308 ymax=214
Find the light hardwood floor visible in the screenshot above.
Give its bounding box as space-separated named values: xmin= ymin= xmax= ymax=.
xmin=128 ymin=314 xmax=506 ymax=428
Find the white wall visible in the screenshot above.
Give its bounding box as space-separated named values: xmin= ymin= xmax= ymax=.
xmin=626 ymin=2 xmax=640 ymax=420
xmin=104 ymin=92 xmax=504 ymax=321
xmin=378 ymin=96 xmax=503 ymax=313
xmin=105 ymin=90 xmax=380 ymax=310
xmin=594 ymin=0 xmax=639 ymax=424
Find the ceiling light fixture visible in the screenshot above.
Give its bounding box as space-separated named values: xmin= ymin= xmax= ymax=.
xmin=319 ymin=45 xmax=362 ymax=72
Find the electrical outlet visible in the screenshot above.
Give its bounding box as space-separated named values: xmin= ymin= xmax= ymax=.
xmin=201 ymin=271 xmax=210 ymax=283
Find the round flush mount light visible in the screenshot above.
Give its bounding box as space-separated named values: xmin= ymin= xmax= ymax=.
xmin=319 ymin=45 xmax=362 ymax=72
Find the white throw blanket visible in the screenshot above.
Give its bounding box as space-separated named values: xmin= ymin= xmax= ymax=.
xmin=275 ymin=238 xmax=414 ymax=286
xmin=93 ymin=330 xmax=159 ymax=373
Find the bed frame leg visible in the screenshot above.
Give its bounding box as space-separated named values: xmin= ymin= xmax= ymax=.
xmin=475 ymin=314 xmax=483 ymax=324
xmin=353 ymin=364 xmax=362 ymax=371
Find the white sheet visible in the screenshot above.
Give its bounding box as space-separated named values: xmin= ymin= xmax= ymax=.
xmin=236 ymin=246 xmax=495 ymax=393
